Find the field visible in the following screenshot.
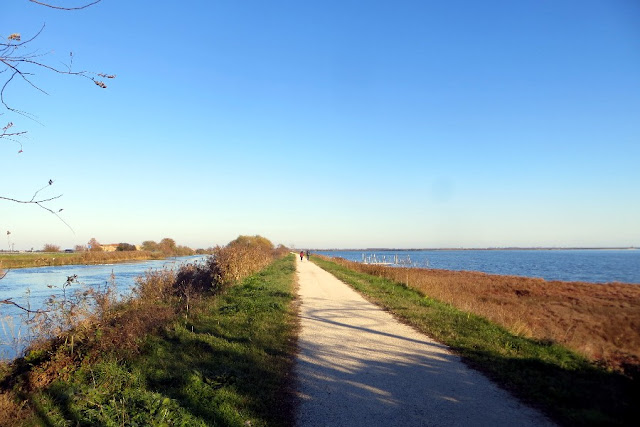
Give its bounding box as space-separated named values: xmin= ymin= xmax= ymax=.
xmin=0 ymin=251 xmax=164 ymax=269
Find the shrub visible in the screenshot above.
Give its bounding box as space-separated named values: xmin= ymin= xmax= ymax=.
xmin=173 ymin=258 xmax=219 ymax=297
xmin=141 ymin=240 xmax=159 ymax=252
xmin=209 ymin=235 xmax=276 ymax=285
xmin=133 ymin=269 xmax=177 ymax=303
xmin=42 ymin=244 xmax=60 ymax=252
xmin=88 ymin=238 xmax=103 ymax=252
xmin=116 ymin=243 xmax=136 ymax=251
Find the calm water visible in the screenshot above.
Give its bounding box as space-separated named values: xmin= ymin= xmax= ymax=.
xmin=0 ymin=255 xmax=208 ymax=358
xmin=315 ymin=249 xmax=640 ymax=284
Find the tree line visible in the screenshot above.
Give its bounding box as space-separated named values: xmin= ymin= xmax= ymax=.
xmin=40 ymin=237 xmax=197 ymax=256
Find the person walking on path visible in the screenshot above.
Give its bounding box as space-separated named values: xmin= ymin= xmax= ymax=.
xmin=300 ymin=250 xmax=304 ymax=261
xmin=294 ymin=256 xmax=554 ymax=427
xmin=306 ymin=249 xmax=310 ymax=260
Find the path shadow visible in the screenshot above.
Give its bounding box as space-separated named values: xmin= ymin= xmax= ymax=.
xmin=294 ymin=296 xmax=639 ymax=426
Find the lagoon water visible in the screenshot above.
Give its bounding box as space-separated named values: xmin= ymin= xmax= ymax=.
xmin=2 ymin=250 xmax=638 ymax=358
xmin=315 ymin=249 xmax=640 ymax=284
xmin=0 ymin=255 xmax=207 ymax=358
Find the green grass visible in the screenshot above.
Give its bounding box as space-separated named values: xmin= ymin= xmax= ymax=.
xmin=27 ymin=254 xmax=298 ymax=426
xmin=312 ymin=256 xmax=639 ymax=426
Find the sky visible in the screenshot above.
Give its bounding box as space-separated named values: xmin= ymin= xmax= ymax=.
xmin=1 ymin=0 xmax=639 ymax=250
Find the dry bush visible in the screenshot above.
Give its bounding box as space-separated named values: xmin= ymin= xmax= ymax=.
xmin=328 ymin=257 xmax=640 ymax=375
xmin=25 ymin=275 xmax=115 ymax=357
xmin=89 ymin=303 xmax=174 ymax=358
xmin=132 ymin=269 xmax=177 ymax=302
xmin=42 ymin=244 xmax=60 ymax=252
xmin=274 ymin=244 xmax=290 ymax=257
xmin=210 ymin=235 xmax=276 ymax=285
xmin=173 ymin=259 xmax=219 ymax=297
xmin=0 ymin=392 xmax=30 ymax=426
xmin=3 ymin=270 xmax=178 ymax=392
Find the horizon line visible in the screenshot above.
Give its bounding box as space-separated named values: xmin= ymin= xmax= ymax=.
xmin=309 ymin=246 xmax=639 ymax=251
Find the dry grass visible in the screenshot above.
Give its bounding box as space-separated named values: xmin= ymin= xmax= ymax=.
xmin=0 ymin=236 xmax=285 ymax=424
xmin=0 ymin=391 xmax=29 ymax=427
xmin=0 ymin=250 xmax=165 ymax=269
xmin=328 ymin=257 xmax=640 ymax=376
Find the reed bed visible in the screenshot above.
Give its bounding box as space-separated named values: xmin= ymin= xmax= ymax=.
xmin=325 ymin=256 xmax=640 ymax=376
xmin=0 ymin=251 xmax=164 ymax=269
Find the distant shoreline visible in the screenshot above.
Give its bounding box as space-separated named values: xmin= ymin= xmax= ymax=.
xmin=314 ymin=247 xmax=638 ymax=252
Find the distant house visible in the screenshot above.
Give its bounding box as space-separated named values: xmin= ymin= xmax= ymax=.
xmin=101 ymin=244 xmax=119 ymax=252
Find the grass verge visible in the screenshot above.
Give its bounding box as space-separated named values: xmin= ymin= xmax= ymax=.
xmin=312 ymin=256 xmax=639 ymax=426
xmin=7 ymin=254 xmax=298 ymax=426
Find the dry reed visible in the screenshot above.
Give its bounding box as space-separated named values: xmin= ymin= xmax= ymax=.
xmin=327 ymin=257 xmax=640 ymax=376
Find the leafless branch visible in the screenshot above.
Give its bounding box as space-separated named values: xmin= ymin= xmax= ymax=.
xmin=1 ymin=11 xmax=114 ymax=145
xmin=0 ymin=298 xmax=50 ymax=314
xmin=1 ymin=121 xmax=27 ymax=152
xmin=0 ymin=194 xmax=63 ymax=205
xmin=28 ymin=0 xmax=103 ymax=11
xmin=1 ymin=0 xmax=108 ymax=234
xmin=0 ymin=181 xmax=75 ymax=233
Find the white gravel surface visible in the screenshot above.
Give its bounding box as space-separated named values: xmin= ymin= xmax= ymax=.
xmin=294 ymin=257 xmax=555 ymax=427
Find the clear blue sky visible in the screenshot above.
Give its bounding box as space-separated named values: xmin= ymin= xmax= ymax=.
xmin=2 ymin=0 xmax=639 ymax=250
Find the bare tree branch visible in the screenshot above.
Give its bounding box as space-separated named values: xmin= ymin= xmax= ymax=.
xmin=1 ymin=5 xmax=114 ymax=146
xmin=1 ymin=0 xmax=108 ymax=233
xmin=1 ymin=122 xmax=26 ymax=152
xmin=0 ymin=298 xmax=50 ymax=314
xmin=28 ymin=0 xmax=103 ymax=11
xmin=0 ymin=194 xmax=63 ymax=205
xmin=0 ymin=181 xmax=75 ymax=233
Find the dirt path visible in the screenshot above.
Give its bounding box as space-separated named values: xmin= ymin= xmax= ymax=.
xmin=294 ymin=257 xmax=554 ymax=427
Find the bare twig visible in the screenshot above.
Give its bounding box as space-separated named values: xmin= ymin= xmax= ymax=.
xmin=1 ymin=121 xmax=26 ymax=152
xmin=0 ymin=180 xmax=75 ymax=233
xmin=28 ymin=0 xmax=103 ymax=11
xmin=1 ymin=0 xmax=109 ymax=233
xmin=0 ymin=298 xmax=50 ymax=314
xmin=1 ymin=9 xmax=114 ymax=144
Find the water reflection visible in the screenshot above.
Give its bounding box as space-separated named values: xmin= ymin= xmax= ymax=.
xmin=0 ymin=255 xmax=208 ymax=359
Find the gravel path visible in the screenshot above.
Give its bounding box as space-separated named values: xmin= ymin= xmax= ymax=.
xmin=294 ymin=257 xmax=554 ymax=427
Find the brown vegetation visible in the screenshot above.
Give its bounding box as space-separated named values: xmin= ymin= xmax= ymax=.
xmin=41 ymin=244 xmax=60 ymax=253
xmin=326 ymin=257 xmax=640 ymax=377
xmin=140 ymin=238 xmax=194 ymax=256
xmin=211 ymin=235 xmax=279 ymax=284
xmin=0 ymin=238 xmax=197 ymax=269
xmin=0 ymin=235 xmax=285 ymax=424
